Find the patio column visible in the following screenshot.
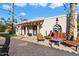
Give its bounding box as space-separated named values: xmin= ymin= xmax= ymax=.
xmin=19 ymin=26 xmax=22 ymax=35
xmin=37 ymin=25 xmax=40 ymax=34
xmin=25 ymin=26 xmax=27 ymax=36
xmin=18 ymin=26 xmax=20 ymax=35
xmin=16 ymin=26 xmax=19 ymax=35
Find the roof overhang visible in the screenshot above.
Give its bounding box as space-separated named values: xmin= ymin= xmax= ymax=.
xmin=16 ymin=19 xmax=44 ymax=27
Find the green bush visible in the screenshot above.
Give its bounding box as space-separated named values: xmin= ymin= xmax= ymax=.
xmin=27 ymin=33 xmax=32 ymax=36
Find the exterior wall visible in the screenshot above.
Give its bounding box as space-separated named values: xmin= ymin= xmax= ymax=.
xmin=29 ymin=29 xmax=33 ymax=35
xmin=16 ymin=26 xmax=22 ymax=35
xmin=16 ymin=26 xmax=21 ymax=35
xmin=21 ymin=29 xmax=24 ymax=35
xmin=16 ymin=14 xmax=78 ymax=39
xmin=40 ymin=15 xmax=67 ymax=36
xmin=27 ymin=27 xmax=33 ymax=36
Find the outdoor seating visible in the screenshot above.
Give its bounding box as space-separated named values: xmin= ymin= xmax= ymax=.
xmin=49 ymin=32 xmax=66 ymax=47
xmin=47 ymin=34 xmax=53 ymax=39
xmin=47 ymin=31 xmax=54 ymax=39
xmin=0 ymin=34 xmax=10 ymax=56
xmin=53 ymin=32 xmax=66 ymax=40
xmin=37 ymin=33 xmax=45 ymax=42
xmin=64 ymin=34 xmax=79 ymax=51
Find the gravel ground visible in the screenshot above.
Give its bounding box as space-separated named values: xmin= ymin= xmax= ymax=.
xmin=8 ymin=38 xmax=79 ymax=56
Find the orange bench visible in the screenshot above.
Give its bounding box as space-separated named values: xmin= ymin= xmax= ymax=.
xmin=53 ymin=32 xmax=66 ymax=40
xmin=49 ymin=32 xmax=66 ymax=47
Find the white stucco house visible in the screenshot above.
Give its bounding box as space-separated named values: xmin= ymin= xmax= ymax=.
xmin=15 ymin=14 xmax=78 ymax=39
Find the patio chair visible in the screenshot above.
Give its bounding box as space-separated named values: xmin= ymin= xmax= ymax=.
xmin=47 ymin=34 xmax=53 ymax=39
xmin=0 ymin=36 xmax=10 ymax=56
xmin=37 ymin=33 xmax=45 ymax=42
xmin=64 ymin=34 xmax=79 ymax=51
xmin=46 ymin=32 xmax=54 ymax=39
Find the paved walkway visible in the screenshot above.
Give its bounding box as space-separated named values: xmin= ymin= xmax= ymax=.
xmin=13 ymin=36 xmax=79 ymax=54
xmin=8 ymin=36 xmax=79 ymax=56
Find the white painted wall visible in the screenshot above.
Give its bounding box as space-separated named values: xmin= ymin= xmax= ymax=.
xmin=16 ymin=14 xmax=78 ymax=40
xmin=16 ymin=26 xmax=21 ymax=35
xmin=28 ymin=27 xmax=33 ymax=36
xmin=21 ymin=29 xmax=24 ymax=35
xmin=40 ymin=15 xmax=67 ymax=36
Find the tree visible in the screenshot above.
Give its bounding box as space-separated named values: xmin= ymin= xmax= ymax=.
xmin=0 ymin=17 xmax=6 ymax=32
xmin=11 ymin=3 xmax=15 ymax=34
xmin=0 ymin=23 xmax=6 ymax=32
xmin=0 ymin=17 xmax=5 ymax=24
xmin=69 ymin=3 xmax=75 ymax=35
xmin=77 ymin=15 xmax=79 ymax=31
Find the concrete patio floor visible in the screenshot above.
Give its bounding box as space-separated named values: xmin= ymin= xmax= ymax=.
xmin=12 ymin=36 xmax=79 ymax=54
xmin=8 ymin=36 xmax=79 ymax=56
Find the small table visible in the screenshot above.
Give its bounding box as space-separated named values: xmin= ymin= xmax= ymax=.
xmin=50 ymin=38 xmax=64 ymax=46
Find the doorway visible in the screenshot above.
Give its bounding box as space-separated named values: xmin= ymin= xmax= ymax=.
xmin=33 ymin=26 xmax=37 ymax=35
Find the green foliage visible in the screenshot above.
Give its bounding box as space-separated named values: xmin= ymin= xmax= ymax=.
xmin=0 ymin=32 xmax=17 ymax=39
xmin=0 ymin=18 xmax=12 ymax=33
xmin=0 ymin=21 xmax=6 ymax=32
xmin=0 ymin=17 xmax=16 ymax=36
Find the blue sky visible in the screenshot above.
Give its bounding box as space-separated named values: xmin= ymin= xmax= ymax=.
xmin=0 ymin=3 xmax=79 ymax=22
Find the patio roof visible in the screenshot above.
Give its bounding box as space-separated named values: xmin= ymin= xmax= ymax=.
xmin=17 ymin=19 xmax=44 ymax=26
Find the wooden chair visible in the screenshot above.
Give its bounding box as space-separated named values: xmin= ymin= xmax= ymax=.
xmin=47 ymin=32 xmax=54 ymax=39
xmin=47 ymin=34 xmax=53 ymax=39
xmin=65 ymin=34 xmax=79 ymax=51
xmin=37 ymin=33 xmax=45 ymax=42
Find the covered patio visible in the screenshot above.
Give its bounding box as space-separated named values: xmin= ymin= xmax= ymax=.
xmin=16 ymin=19 xmax=44 ymax=36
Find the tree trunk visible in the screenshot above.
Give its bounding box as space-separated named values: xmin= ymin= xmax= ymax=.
xmin=12 ymin=3 xmax=15 ymax=33
xmin=69 ymin=3 xmax=75 ymax=36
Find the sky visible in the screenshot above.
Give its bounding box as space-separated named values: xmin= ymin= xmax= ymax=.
xmin=0 ymin=3 xmax=79 ymax=22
